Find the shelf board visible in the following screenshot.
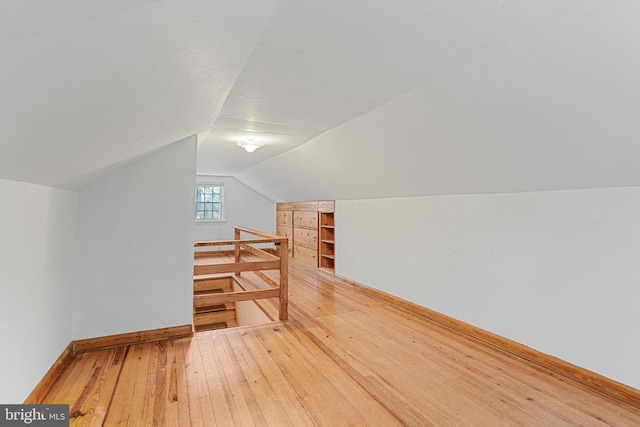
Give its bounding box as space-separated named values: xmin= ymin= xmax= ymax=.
xmin=321 ymin=239 xmax=335 ymax=244
xmin=321 ymin=254 xmax=335 ymax=259
xmin=321 ymin=225 xmax=335 ymax=229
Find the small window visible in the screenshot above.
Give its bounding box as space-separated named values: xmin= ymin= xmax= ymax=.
xmin=195 ymin=184 xmax=224 ymax=221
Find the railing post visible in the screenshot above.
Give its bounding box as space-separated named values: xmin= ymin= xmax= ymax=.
xmin=278 ymin=239 xmax=289 ymax=321
xmin=234 ymin=227 xmax=241 ymax=276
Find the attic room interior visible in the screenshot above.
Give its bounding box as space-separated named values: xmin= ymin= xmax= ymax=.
xmin=1 ymin=1 xmax=640 ymax=425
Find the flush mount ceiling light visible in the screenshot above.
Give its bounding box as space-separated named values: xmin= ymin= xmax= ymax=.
xmin=236 ymin=140 xmax=264 ymax=153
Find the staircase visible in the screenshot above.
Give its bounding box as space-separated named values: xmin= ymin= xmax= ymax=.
xmin=193 ymin=275 xmax=238 ymax=331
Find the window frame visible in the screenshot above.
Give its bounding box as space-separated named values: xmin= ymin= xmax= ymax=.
xmin=194 ymin=183 xmax=225 ymax=222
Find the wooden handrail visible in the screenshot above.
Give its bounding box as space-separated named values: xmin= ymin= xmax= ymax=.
xmin=194 ymin=226 xmax=289 ymax=321
xmin=235 ymin=226 xmax=286 ymax=240
xmin=194 ymin=238 xmax=285 ymax=247
xmin=195 ymin=260 xmax=280 ymax=275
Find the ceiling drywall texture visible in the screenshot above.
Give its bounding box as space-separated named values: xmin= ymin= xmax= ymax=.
xmin=0 ymin=0 xmax=278 ymax=188
xmin=199 ymin=0 xmax=584 ymax=177
xmin=235 ymin=0 xmax=640 ymax=201
xmin=3 ymin=1 xmax=640 ymax=201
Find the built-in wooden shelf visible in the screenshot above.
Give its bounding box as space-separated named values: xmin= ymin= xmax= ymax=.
xmin=319 ymin=210 xmax=335 ymax=270
xmin=277 ymin=201 xmax=335 ymax=271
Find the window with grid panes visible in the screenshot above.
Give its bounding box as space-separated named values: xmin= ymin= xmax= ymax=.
xmin=195 ymin=184 xmax=224 ymax=221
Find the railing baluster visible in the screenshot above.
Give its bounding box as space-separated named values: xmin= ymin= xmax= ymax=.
xmin=278 ymin=239 xmax=289 ymax=321
xmin=234 ymin=228 xmax=241 ymax=276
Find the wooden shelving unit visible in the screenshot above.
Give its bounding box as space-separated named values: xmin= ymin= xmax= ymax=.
xmin=276 ymin=200 xmax=335 ymax=271
xmin=319 ymin=212 xmax=335 ymax=270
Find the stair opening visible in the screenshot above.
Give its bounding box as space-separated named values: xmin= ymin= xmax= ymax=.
xmin=193 ymin=227 xmax=289 ymax=332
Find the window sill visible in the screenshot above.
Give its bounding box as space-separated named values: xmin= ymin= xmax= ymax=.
xmin=195 ymin=220 xmax=227 ymax=224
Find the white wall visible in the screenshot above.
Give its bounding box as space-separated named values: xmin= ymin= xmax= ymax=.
xmin=337 ymin=187 xmax=640 ymax=389
xmin=0 ymin=179 xmax=77 ymax=402
xmin=74 ymin=137 xmax=196 ymax=339
xmin=194 ymin=175 xmax=275 ymax=241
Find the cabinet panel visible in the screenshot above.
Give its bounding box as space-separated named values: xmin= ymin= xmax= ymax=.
xmin=294 ymin=211 xmax=318 ymax=229
xmin=277 ymin=202 xmax=296 ymax=211
xmin=318 ymin=200 xmax=335 ymax=213
xmin=276 ymin=225 xmax=293 ymax=257
xmin=294 ymin=227 xmax=317 ymax=249
xmin=294 ymin=244 xmax=317 ymax=267
xmin=276 ymin=210 xmax=292 ymax=226
xmin=290 ymin=201 xmax=318 ymax=211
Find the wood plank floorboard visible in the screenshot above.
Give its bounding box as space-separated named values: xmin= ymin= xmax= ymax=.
xmin=39 ymin=259 xmax=640 ymax=426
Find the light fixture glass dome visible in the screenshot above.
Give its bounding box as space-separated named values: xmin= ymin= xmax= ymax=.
xmin=237 ymin=140 xmax=264 ymax=153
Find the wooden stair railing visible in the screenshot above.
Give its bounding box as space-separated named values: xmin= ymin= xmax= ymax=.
xmin=193 ymin=227 xmax=289 ymax=331
xmin=193 ymin=275 xmax=238 ymax=331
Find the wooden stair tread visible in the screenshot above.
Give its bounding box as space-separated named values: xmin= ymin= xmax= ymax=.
xmin=194 ymin=304 xmax=230 ymax=313
xmin=193 ymin=271 xmax=238 ymax=331
xmin=194 ymin=276 xmax=233 ymax=293
xmin=194 ymin=309 xmax=237 ymax=326
xmin=194 ymin=322 xmax=228 ymax=332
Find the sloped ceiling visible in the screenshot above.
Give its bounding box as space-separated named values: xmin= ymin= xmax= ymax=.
xmin=2 ymin=1 xmax=640 ymax=200
xmin=235 ymin=0 xmax=640 ymax=201
xmin=0 ymin=0 xmax=278 ymax=188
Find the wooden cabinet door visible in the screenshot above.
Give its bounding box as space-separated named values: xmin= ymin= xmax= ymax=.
xmin=294 ymin=244 xmax=318 ymax=267
xmin=294 ymin=211 xmax=318 ymax=229
xmin=277 ymin=210 xmax=292 ymax=226
xmin=294 ymin=227 xmax=317 ymax=250
xmin=276 ymin=225 xmax=294 ymax=257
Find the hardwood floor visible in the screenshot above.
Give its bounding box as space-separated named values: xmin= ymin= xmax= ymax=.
xmin=40 ymin=260 xmax=640 ymax=426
